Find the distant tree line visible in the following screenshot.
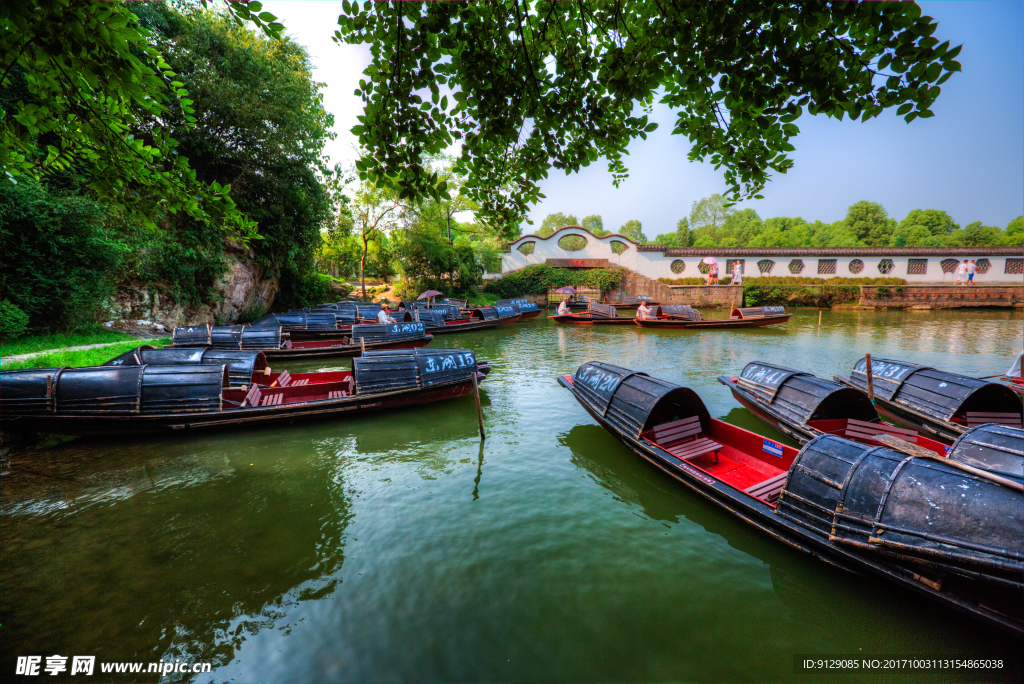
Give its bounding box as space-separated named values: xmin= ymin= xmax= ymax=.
xmin=535 ymin=195 xmax=1021 ymax=252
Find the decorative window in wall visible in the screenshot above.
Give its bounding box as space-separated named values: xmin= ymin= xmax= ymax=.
xmin=726 ymin=259 xmax=745 ymax=274
xmin=610 ymin=240 xmax=629 ymax=255
xmin=517 ymin=241 xmax=535 ymax=255
xmin=907 ymin=258 xmax=928 ymax=275
xmin=1006 ymin=258 xmax=1024 ymax=274
xmin=757 ymin=259 xmax=775 ymax=275
xmin=670 ymin=259 xmax=686 ymax=274
xmin=788 ymin=259 xmax=805 ymax=274
xmin=848 ymin=259 xmax=864 ymax=274
xmin=817 ymin=259 xmax=837 ymax=275
xmin=878 ymin=259 xmax=894 ymax=275
xmin=975 ymin=258 xmax=991 ymax=274
xmin=940 ymin=258 xmax=959 ymax=274
xmin=558 ymin=235 xmax=587 ymax=251
xmin=698 ymin=261 xmax=711 ymax=274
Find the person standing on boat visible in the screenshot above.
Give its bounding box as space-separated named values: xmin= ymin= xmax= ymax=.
xmin=731 ymin=262 xmax=743 ymax=286
xmin=557 ymin=298 xmax=570 ymax=316
xmin=967 ymin=259 xmax=976 ymax=284
xmin=377 ymin=303 xmax=396 ymax=324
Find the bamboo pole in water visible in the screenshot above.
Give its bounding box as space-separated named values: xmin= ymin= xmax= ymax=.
xmin=818 ymin=310 xmax=822 ymax=326
xmin=472 ymin=371 xmax=486 ymax=440
xmin=865 ymin=353 xmax=875 ymax=401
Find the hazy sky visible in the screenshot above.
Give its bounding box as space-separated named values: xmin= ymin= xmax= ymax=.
xmin=263 ymin=1 xmax=1023 ymax=235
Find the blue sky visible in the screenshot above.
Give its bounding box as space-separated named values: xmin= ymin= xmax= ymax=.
xmin=264 ymin=1 xmax=1023 ymax=235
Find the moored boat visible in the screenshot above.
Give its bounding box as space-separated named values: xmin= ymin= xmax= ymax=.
xmin=496 ymin=298 xmax=542 ymax=319
xmin=419 ymin=305 xmax=522 ymax=334
xmin=603 ymin=294 xmax=659 ymax=310
xmin=170 ymin=323 xmax=433 ymax=359
xmin=558 ymin=361 xmax=1024 ymax=635
xmin=834 ymin=357 xmax=1023 ymax=443
xmin=635 ymin=306 xmax=792 ymax=329
xmin=1 ymin=348 xmax=489 ymax=437
xmin=717 ymin=361 xmax=950 ymax=453
xmin=550 ymin=302 xmax=636 ymax=325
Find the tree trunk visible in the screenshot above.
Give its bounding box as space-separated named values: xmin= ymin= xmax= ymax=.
xmin=360 ymin=236 xmax=368 ymax=300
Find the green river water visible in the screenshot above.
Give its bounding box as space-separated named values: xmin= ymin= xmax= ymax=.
xmin=2 ymin=309 xmax=1022 ymax=682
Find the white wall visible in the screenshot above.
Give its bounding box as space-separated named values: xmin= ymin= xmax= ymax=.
xmin=502 ymin=228 xmax=1023 ymax=284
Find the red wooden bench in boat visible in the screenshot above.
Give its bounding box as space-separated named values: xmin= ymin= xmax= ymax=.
xmin=964 ymin=411 xmax=1022 ymax=427
xmin=843 ymin=418 xmax=919 ymax=444
xmin=743 ymin=472 xmax=788 ymax=503
xmin=270 ymin=370 xmax=291 ymax=388
xmin=650 ymin=416 xmax=722 ymax=463
xmin=243 ymin=384 xmax=262 ymax=408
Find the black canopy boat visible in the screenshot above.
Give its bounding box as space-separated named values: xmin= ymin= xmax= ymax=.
xmin=635 ymin=305 xmax=792 ymax=329
xmin=603 ymin=294 xmax=659 ymax=310
xmin=834 ymin=357 xmax=1023 ymax=443
xmin=495 ymin=298 xmax=541 ymax=319
xmin=559 ymin=361 xmax=1024 ymax=635
xmin=550 ymin=301 xmax=637 ymax=325
xmin=414 ymin=304 xmax=521 ymax=334
xmin=170 ymin=322 xmax=433 ymax=360
xmin=1 ymin=347 xmax=490 ymax=437
xmin=718 ymin=361 xmax=950 ymax=453
xmin=247 ymin=311 xmax=376 ymax=341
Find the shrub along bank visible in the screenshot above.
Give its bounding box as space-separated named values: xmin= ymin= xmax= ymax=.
xmin=484 ymin=264 xmax=625 ymax=299
xmin=740 ymin=277 xmax=906 ymax=307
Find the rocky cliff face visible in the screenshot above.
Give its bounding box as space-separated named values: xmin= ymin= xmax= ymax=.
xmin=100 ymin=242 xmax=279 ymax=329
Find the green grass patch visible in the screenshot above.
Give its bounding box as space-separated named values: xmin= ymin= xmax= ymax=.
xmin=1 ymin=339 xmax=171 ymax=370
xmin=0 ymin=325 xmax=139 ymax=358
xmin=464 ymin=290 xmax=499 ymax=307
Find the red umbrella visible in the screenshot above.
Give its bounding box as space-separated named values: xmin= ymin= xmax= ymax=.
xmin=417 ymin=290 xmax=443 ymax=300
xmin=553 ymin=286 xmax=577 ymax=294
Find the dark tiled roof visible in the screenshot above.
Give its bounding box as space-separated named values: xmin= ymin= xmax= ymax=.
xmin=637 ymin=245 xmax=1022 ymax=257
xmin=510 ymin=226 xmax=639 ymax=246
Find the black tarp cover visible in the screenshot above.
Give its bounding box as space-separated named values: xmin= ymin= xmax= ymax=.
xmin=353 ymin=348 xmax=477 ymax=395
xmin=104 ymin=347 xmax=267 ymax=387
xmin=737 ymin=361 xmax=877 ymax=427
xmin=948 ymin=424 xmax=1023 ymax=482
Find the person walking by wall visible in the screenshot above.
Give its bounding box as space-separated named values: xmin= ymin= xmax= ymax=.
xmin=967 ymin=259 xmax=977 ymax=285
xmin=708 ymin=262 xmax=719 ymax=285
xmin=731 ymin=262 xmax=743 ymax=286
xmin=955 ymin=259 xmax=968 ymax=285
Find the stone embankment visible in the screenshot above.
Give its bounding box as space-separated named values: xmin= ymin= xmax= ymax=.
xmin=858 ymin=284 xmax=1023 ymax=309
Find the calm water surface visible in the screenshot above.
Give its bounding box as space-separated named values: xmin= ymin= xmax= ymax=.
xmin=2 ymin=309 xmax=1022 ymax=682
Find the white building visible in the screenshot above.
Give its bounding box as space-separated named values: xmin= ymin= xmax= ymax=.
xmin=502 ymin=226 xmax=1023 ymax=284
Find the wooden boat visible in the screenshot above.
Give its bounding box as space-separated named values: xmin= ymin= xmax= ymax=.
xmin=419 ymin=305 xmax=522 ymax=334
xmin=1 ymin=348 xmax=489 ymax=437
xmin=170 ymin=323 xmax=433 ymax=360
xmin=558 ymin=361 xmax=1024 ymax=635
xmin=603 ymin=294 xmax=659 ymax=310
xmin=635 ymin=306 xmax=792 ymax=329
xmin=249 ymin=311 xmax=376 ymax=341
xmin=495 ymin=298 xmax=542 ymax=319
xmin=104 ymin=345 xmax=491 ymax=390
xmin=550 ymin=302 xmax=636 ymax=325
xmin=717 ymin=361 xmax=951 ymax=453
xmin=834 ymin=357 xmax=1023 ymax=443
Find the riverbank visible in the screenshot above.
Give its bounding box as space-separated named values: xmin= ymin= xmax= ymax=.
xmin=1 ymin=339 xmax=170 ymax=370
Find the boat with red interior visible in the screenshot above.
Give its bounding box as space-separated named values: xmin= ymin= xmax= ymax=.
xmin=834 ymin=356 xmax=1023 ymax=443
xmin=170 ymin=322 xmax=433 ymax=360
xmin=559 ymin=361 xmax=1023 ymax=635
xmin=1 ymin=348 xmax=489 ymax=437
xmin=635 ymin=306 xmax=792 ymax=329
xmin=718 ymin=361 xmax=951 ymax=453
xmin=549 ymin=302 xmax=636 ymax=325
xmin=405 ymin=304 xmax=521 ymax=334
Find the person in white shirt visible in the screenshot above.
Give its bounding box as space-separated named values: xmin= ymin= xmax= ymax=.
xmin=731 ymin=262 xmax=743 ymax=285
xmin=967 ymin=259 xmax=976 ymax=284
xmin=377 ymin=303 xmax=396 ymax=324
xmin=955 ymin=260 xmax=967 ymax=284
xmin=636 ymin=302 xmax=651 ymax=320
xmin=557 ymin=298 xmax=570 ymax=316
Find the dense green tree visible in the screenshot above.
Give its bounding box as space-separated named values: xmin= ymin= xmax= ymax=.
xmin=844 ymin=200 xmax=893 ymax=244
xmin=690 ymin=194 xmax=735 ymax=233
xmin=581 ymin=214 xmax=607 ymax=236
xmin=1003 ymin=216 xmax=1023 ymax=246
xmin=336 ymin=1 xmax=959 ymax=227
xmin=537 ymin=212 xmax=580 ymax=237
xmin=896 ymin=208 xmax=958 ymax=237
xmin=1 ymin=0 xmax=283 ymax=237
xmin=618 ymin=220 xmax=647 ymax=243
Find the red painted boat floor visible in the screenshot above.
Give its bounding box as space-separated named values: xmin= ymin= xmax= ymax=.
xmin=678 ymin=444 xmax=786 ymax=490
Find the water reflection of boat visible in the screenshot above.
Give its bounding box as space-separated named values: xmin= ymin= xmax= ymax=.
xmin=718 ymin=361 xmax=950 ymax=453
xmin=0 ymin=436 xmax=351 ymax=669
xmin=1 ymin=348 xmax=489 ymax=437
xmin=559 ymin=361 xmax=1024 ymax=636
xmin=834 ymin=356 xmax=1022 ymax=443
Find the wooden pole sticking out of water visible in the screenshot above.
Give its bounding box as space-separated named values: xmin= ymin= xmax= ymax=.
xmin=472 ymin=370 xmax=486 ymax=441
xmin=865 ymin=353 xmax=875 ymax=401
xmin=818 ymin=310 xmax=822 ymax=326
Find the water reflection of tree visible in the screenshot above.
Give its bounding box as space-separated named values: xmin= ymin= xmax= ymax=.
xmin=0 ymin=438 xmax=352 ymax=676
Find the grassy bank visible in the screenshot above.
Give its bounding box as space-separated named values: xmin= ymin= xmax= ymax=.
xmin=1 ymin=339 xmax=171 ymax=370
xmin=0 ymin=325 xmax=140 ymax=358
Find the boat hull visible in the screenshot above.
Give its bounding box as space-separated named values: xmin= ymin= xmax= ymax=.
xmin=833 ymin=374 xmax=965 ymax=444
xmin=426 ymin=315 xmax=520 ymax=334
xmin=2 ymin=377 xmax=478 ymax=437
xmin=170 ymin=336 xmax=433 ymax=361
xmin=558 ymin=374 xmax=1024 ymax=636
xmin=635 ymin=314 xmax=792 ymax=329
xmin=549 ymin=314 xmax=637 ymax=325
